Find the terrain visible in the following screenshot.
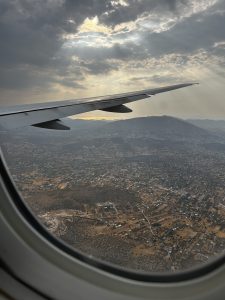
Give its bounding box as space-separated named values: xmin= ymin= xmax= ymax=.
xmin=1 ymin=116 xmax=225 ymax=273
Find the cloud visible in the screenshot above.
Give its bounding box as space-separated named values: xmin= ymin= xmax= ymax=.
xmin=80 ymin=60 xmax=118 ymax=74
xmin=71 ymin=42 xmax=136 ymax=61
xmin=141 ymin=3 xmax=225 ymax=58
xmin=100 ymin=0 xmax=219 ymax=28
xmin=0 ymin=0 xmax=224 ymax=117
xmin=130 ymin=74 xmax=184 ymax=85
xmin=0 ymin=0 xmax=113 ymax=96
xmin=100 ymin=0 xmax=180 ymax=27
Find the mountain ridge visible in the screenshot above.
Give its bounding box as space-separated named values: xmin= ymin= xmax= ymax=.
xmin=2 ymin=116 xmax=224 ymax=144
xmin=94 ymin=115 xmax=214 ymax=141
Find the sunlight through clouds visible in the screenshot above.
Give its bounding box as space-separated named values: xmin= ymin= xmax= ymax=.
xmin=0 ymin=0 xmax=224 ymax=119
xmin=78 ymin=16 xmax=112 ymax=34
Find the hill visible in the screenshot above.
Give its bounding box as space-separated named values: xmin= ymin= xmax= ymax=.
xmin=1 ymin=116 xmax=222 ymax=145
xmin=96 ymin=116 xmax=214 ymax=142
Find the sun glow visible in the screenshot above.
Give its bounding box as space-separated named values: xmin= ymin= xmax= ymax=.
xmin=78 ymin=16 xmax=112 ymax=34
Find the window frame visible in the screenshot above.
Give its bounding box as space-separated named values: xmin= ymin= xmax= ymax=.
xmin=1 ymin=148 xmax=225 ymax=299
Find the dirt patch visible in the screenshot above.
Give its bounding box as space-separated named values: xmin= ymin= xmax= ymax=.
xmin=132 ymin=244 xmax=156 ymax=256
xmin=176 ymin=227 xmax=197 ymax=239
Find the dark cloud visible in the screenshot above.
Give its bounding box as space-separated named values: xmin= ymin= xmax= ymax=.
xmin=0 ymin=0 xmax=224 ymax=103
xmin=142 ymin=4 xmax=225 ymax=57
xmin=0 ymin=0 xmax=112 ymax=94
xmin=100 ymin=0 xmax=183 ymax=27
xmin=0 ymin=66 xmax=50 ymax=90
xmin=62 ymin=1 xmax=225 ymax=63
xmin=72 ymin=42 xmax=136 ymax=61
xmin=0 ymin=1 xmax=60 ymax=68
xmin=64 ymin=0 xmax=112 ymax=23
xmin=74 ymin=0 xmax=225 ymax=66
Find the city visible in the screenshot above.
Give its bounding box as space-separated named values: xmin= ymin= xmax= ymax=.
xmin=2 ymin=116 xmax=225 ymax=273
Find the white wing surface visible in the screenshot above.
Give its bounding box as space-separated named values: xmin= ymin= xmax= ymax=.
xmin=0 ymin=83 xmax=198 ymax=130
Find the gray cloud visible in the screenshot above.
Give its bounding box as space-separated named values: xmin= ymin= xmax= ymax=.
xmin=0 ymin=0 xmax=224 ymax=108
xmin=0 ymin=0 xmax=113 ymax=94
xmin=130 ymin=74 xmax=183 ymax=84
xmin=100 ymin=0 xmax=184 ymax=27
xmin=71 ymin=42 xmax=136 ymax=61
xmin=80 ymin=60 xmax=118 ymax=74
xmin=70 ymin=0 xmax=225 ymax=69
xmin=142 ymin=3 xmax=225 ymax=57
xmin=0 ymin=66 xmax=50 ymax=90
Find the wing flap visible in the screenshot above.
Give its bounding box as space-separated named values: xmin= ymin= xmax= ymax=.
xmin=33 ymin=119 xmax=70 ymax=130
xmin=101 ymin=104 xmax=132 ymax=113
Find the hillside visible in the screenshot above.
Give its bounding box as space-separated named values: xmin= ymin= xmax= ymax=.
xmin=1 ymin=116 xmax=222 ymax=145
xmin=96 ymin=116 xmax=214 ymax=142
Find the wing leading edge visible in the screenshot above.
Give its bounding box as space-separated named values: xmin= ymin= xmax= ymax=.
xmin=0 ymin=83 xmax=198 ymax=131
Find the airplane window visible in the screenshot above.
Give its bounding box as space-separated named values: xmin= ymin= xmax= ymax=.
xmin=0 ymin=0 xmax=225 ymax=276
xmin=1 ymin=110 xmax=225 ymax=274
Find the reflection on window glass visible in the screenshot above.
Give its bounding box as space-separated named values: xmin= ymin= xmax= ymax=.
xmin=1 ymin=115 xmax=225 ymax=273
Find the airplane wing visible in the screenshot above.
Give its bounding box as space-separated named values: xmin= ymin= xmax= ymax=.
xmin=0 ymin=83 xmax=198 ymax=131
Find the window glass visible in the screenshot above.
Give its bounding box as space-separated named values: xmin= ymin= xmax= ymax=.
xmin=1 ymin=111 xmax=225 ymax=273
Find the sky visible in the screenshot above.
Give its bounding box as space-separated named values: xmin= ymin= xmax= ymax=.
xmin=0 ymin=0 xmax=225 ymax=119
